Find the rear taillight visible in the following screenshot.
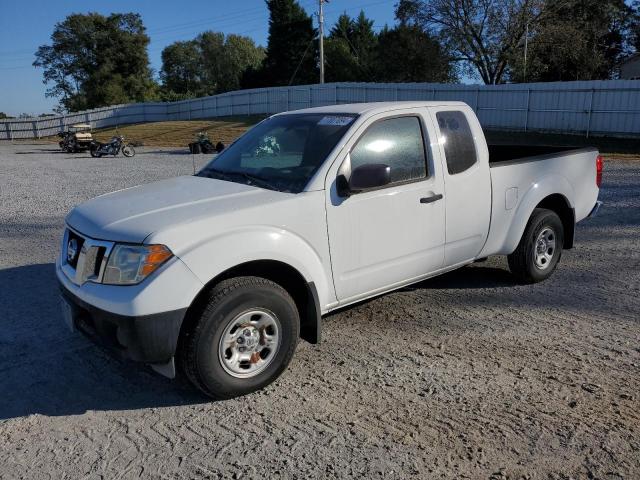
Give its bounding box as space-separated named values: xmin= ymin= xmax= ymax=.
xmin=596 ymin=154 xmax=603 ymax=188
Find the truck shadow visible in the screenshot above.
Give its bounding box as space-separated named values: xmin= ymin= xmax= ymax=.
xmin=411 ymin=264 xmax=517 ymax=290
xmin=0 ymin=263 xmax=208 ymax=421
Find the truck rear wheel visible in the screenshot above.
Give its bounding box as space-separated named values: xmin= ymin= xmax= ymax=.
xmin=179 ymin=276 xmax=299 ymax=399
xmin=508 ymin=208 xmax=564 ymax=284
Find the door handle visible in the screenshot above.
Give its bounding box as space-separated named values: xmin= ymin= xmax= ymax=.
xmin=420 ymin=193 xmax=443 ymax=204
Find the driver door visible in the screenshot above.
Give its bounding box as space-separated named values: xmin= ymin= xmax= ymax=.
xmin=325 ymin=111 xmax=446 ymax=303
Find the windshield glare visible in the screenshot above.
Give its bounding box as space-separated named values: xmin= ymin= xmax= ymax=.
xmin=197 ymin=113 xmax=357 ymax=193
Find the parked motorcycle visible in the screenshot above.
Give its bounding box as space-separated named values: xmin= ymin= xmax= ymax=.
xmin=90 ymin=135 xmax=136 ymax=158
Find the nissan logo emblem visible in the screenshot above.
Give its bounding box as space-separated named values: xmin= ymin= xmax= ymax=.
xmin=67 ymin=238 xmax=79 ymax=263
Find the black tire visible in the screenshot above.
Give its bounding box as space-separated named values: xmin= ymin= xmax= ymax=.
xmin=508 ymin=208 xmax=564 ymax=284
xmin=190 ymin=143 xmax=201 ymax=154
xmin=122 ymin=145 xmax=135 ymax=157
xmin=179 ymin=276 xmax=300 ymax=399
xmin=90 ymin=147 xmax=102 ymax=158
xmin=201 ymin=141 xmax=214 ymax=154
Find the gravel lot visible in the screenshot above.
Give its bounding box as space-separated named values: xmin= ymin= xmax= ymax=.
xmin=0 ymin=143 xmax=638 ymax=479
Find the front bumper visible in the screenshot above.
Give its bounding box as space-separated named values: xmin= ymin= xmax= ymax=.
xmin=59 ymin=279 xmax=186 ymax=367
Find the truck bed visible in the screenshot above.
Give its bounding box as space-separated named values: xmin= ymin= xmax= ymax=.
xmin=481 ymin=146 xmax=600 ymax=258
xmin=488 ymin=144 xmax=584 ymax=165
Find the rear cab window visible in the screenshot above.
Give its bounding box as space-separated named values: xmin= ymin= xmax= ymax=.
xmin=436 ymin=111 xmax=477 ymax=175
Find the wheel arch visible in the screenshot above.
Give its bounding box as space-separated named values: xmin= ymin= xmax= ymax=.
xmin=181 ymin=260 xmax=321 ymax=346
xmin=498 ymin=176 xmax=575 ymax=255
xmin=535 ymin=194 xmax=575 ymax=249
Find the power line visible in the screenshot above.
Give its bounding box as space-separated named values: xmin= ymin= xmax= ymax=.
xmin=289 ymin=38 xmax=315 ymax=86
xmin=1 ymin=0 xmax=396 ymax=69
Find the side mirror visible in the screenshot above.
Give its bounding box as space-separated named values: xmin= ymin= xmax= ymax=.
xmin=339 ymin=163 xmax=391 ymax=196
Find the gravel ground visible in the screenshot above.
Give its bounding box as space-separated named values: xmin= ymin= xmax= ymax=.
xmin=0 ymin=143 xmax=638 ymax=480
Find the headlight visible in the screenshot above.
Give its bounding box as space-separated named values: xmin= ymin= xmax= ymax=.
xmin=103 ymin=244 xmax=173 ymax=285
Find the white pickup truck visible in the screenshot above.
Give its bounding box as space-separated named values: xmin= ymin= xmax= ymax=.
xmin=57 ymin=102 xmax=602 ymax=399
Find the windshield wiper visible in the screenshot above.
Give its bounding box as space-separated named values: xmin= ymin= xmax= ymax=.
xmin=224 ymin=170 xmax=281 ymax=192
xmin=198 ymin=167 xmax=234 ymax=182
xmin=199 ymin=167 xmax=282 ymax=192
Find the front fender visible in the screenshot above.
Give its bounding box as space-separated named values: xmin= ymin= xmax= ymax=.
xmin=174 ymin=226 xmax=334 ymax=312
xmin=498 ymin=174 xmax=574 ymax=255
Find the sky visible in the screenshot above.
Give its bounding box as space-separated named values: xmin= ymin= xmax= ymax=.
xmin=0 ymin=0 xmax=398 ymax=116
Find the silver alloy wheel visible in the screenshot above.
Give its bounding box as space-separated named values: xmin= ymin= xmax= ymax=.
xmin=218 ymin=309 xmax=281 ymax=378
xmin=533 ymin=227 xmax=556 ymax=270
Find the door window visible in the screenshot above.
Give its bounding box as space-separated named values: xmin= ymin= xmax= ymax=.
xmin=436 ymin=111 xmax=477 ymax=175
xmin=350 ymin=116 xmax=427 ymax=185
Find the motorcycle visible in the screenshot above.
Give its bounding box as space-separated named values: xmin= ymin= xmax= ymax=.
xmin=90 ymin=135 xmax=136 ymax=158
xmin=58 ymin=131 xmax=72 ymax=151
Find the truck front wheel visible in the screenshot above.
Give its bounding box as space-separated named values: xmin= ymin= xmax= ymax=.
xmin=508 ymin=208 xmax=564 ymax=284
xmin=179 ymin=276 xmax=300 ymax=399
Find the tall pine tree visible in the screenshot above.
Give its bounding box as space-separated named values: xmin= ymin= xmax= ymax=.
xmin=258 ymin=0 xmax=318 ymax=86
xmin=326 ymin=11 xmax=377 ymax=82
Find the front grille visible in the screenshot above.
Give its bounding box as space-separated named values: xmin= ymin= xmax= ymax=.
xmin=61 ymin=228 xmax=114 ymax=285
xmin=66 ymin=230 xmax=84 ymax=269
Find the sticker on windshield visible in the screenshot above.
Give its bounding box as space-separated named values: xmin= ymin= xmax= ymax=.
xmin=317 ymin=116 xmax=354 ymax=126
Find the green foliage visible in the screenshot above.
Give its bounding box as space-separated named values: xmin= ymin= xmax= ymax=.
xmin=243 ymin=0 xmax=317 ymax=88
xmin=325 ymin=10 xmax=454 ymax=83
xmin=0 ymin=112 xmax=12 ymax=119
xmin=325 ymin=11 xmax=380 ymax=82
xmin=633 ymin=1 xmax=640 ymax=51
xmin=33 ymin=13 xmax=156 ymax=112
xmin=376 ymin=25 xmax=456 ymax=83
xmin=508 ymin=0 xmax=638 ymax=82
xmin=160 ymin=32 xmax=264 ymax=98
xmin=161 ymin=40 xmax=203 ymax=95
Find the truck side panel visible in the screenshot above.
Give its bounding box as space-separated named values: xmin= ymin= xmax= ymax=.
xmin=481 ymin=149 xmax=599 ymax=257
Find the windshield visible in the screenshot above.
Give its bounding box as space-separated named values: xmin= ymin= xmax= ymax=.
xmin=197 ymin=113 xmax=357 ymax=193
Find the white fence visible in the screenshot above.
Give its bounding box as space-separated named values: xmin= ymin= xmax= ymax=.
xmin=2 ymin=80 xmax=639 ymax=140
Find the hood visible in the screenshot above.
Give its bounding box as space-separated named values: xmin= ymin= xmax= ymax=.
xmin=66 ymin=176 xmax=287 ymax=243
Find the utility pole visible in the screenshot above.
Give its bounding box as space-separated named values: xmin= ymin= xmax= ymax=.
xmin=319 ymin=0 xmax=326 ymax=84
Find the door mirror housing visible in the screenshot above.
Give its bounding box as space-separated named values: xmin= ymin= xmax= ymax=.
xmin=339 ymin=164 xmax=391 ymax=196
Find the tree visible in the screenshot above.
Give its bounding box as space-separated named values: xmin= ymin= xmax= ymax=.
xmin=396 ymin=0 xmax=546 ymax=84
xmin=160 ymin=40 xmax=203 ymax=96
xmin=245 ymin=0 xmax=317 ymax=88
xmin=34 ymin=13 xmax=157 ymax=112
xmin=325 ymin=11 xmax=378 ymax=82
xmin=330 ymin=12 xmax=355 ymax=39
xmin=375 ymin=25 xmax=456 ymax=82
xmin=199 ymin=32 xmax=265 ymax=93
xmin=160 ymin=32 xmax=264 ymax=98
xmin=633 ymin=1 xmax=640 ymax=51
xmin=0 ymin=112 xmax=12 ymax=119
xmin=508 ymin=0 xmax=637 ymax=81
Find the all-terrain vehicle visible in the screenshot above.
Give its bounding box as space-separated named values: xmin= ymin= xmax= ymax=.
xmin=58 ymin=124 xmax=94 ymax=153
xmin=188 ymin=132 xmax=225 ymax=154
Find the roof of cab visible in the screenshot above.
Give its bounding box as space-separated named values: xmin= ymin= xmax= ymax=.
xmin=275 ymin=101 xmax=469 ymax=117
